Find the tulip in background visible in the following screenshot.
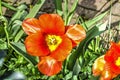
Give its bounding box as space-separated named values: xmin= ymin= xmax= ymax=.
xmin=22 ymin=14 xmax=86 ymax=76
xmin=92 ymin=42 xmax=120 ymax=80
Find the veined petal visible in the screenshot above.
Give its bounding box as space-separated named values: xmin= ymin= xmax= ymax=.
xmin=25 ymin=32 xmax=50 ymax=56
xmin=50 ymin=35 xmax=72 ymax=61
xmin=92 ymin=55 xmax=118 ymax=80
xmin=38 ymin=56 xmax=62 ymax=76
xmin=39 ymin=14 xmax=65 ymax=35
xmin=104 ymin=51 xmax=115 ymax=63
xmin=104 ymin=42 xmax=120 ymax=74
xmin=100 ymin=64 xmax=117 ymax=80
xmin=92 ymin=55 xmax=105 ymax=76
xmin=22 ymin=18 xmax=41 ymax=35
xmin=66 ymin=24 xmax=86 ymax=46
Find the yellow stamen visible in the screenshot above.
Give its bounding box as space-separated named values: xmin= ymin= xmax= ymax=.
xmin=115 ymin=57 xmax=120 ymax=66
xmin=45 ymin=35 xmax=62 ymax=52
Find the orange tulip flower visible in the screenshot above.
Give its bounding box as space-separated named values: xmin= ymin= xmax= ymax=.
xmin=22 ymin=14 xmax=86 ymax=76
xmin=92 ymin=42 xmax=120 ymax=80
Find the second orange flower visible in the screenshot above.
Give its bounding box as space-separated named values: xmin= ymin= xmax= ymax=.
xmin=92 ymin=42 xmax=120 ymax=80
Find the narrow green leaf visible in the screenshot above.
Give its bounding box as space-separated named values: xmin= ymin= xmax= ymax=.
xmin=82 ymin=12 xmax=108 ymax=29
xmin=72 ymin=75 xmax=78 ymax=80
xmin=72 ymin=59 xmax=81 ymax=76
xmin=78 ymin=16 xmax=88 ymax=30
xmin=25 ymin=0 xmax=45 ymax=19
xmin=0 ymin=16 xmax=8 ymax=26
xmin=0 ymin=16 xmax=9 ymax=44
xmin=17 ymin=4 xmax=27 ymax=10
xmin=64 ymin=0 xmax=68 ymax=25
xmin=0 ymin=0 xmax=2 ymax=15
xmin=14 ymin=30 xmax=24 ymax=42
xmin=10 ymin=42 xmax=37 ymax=65
xmin=90 ymin=76 xmax=99 ymax=80
xmin=0 ymin=39 xmax=7 ymax=49
xmin=9 ymin=4 xmax=27 ymax=25
xmin=1 ymin=2 xmax=17 ymax=11
xmin=15 ymin=0 xmax=45 ymax=42
xmin=64 ymin=72 xmax=72 ymax=80
xmin=11 ymin=20 xmax=23 ymax=42
xmin=85 ymin=21 xmax=108 ymax=45
xmin=10 ymin=20 xmax=22 ymax=39
xmin=0 ymin=69 xmax=6 ymax=76
xmin=0 ymin=16 xmax=8 ymax=37
xmin=65 ymin=0 xmax=78 ymax=25
xmin=54 ymin=0 xmax=63 ymax=16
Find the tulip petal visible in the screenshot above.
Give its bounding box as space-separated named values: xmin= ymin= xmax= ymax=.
xmin=38 ymin=56 xmax=62 ymax=76
xmin=92 ymin=55 xmax=118 ymax=80
xmin=104 ymin=42 xmax=120 ymax=74
xmin=92 ymin=55 xmax=105 ymax=76
xmin=22 ymin=18 xmax=41 ymax=35
xmin=50 ymin=35 xmax=72 ymax=61
xmin=39 ymin=14 xmax=65 ymax=35
xmin=100 ymin=64 xmax=117 ymax=80
xmin=66 ymin=24 xmax=86 ymax=46
xmin=25 ymin=32 xmax=50 ymax=56
xmin=100 ymin=64 xmax=112 ymax=80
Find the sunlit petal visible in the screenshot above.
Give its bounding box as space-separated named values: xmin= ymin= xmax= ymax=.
xmin=50 ymin=35 xmax=72 ymax=61
xmin=39 ymin=14 xmax=65 ymax=35
xmin=25 ymin=32 xmax=50 ymax=56
xmin=38 ymin=56 xmax=62 ymax=76
xmin=104 ymin=42 xmax=120 ymax=74
xmin=92 ymin=55 xmax=105 ymax=76
xmin=22 ymin=18 xmax=41 ymax=35
xmin=66 ymin=24 xmax=86 ymax=45
xmin=100 ymin=63 xmax=117 ymax=80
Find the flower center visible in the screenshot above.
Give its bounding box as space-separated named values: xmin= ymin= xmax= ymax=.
xmin=45 ymin=35 xmax=62 ymax=52
xmin=115 ymin=57 xmax=120 ymax=66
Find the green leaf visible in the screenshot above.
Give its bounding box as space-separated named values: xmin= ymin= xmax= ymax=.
xmin=0 ymin=0 xmax=2 ymax=15
xmin=0 ymin=69 xmax=6 ymax=76
xmin=72 ymin=59 xmax=81 ymax=76
xmin=72 ymin=75 xmax=78 ymax=80
xmin=9 ymin=4 xmax=27 ymax=25
xmin=10 ymin=20 xmax=22 ymax=39
xmin=14 ymin=29 xmax=24 ymax=42
xmin=67 ymin=21 xmax=108 ymax=70
xmin=9 ymin=42 xmax=37 ymax=65
xmin=1 ymin=2 xmax=17 ymax=11
xmin=85 ymin=21 xmax=108 ymax=46
xmin=90 ymin=76 xmax=99 ymax=80
xmin=64 ymin=71 xmax=72 ymax=80
xmin=64 ymin=0 xmax=68 ymax=24
xmin=0 ymin=39 xmax=7 ymax=49
xmin=0 ymin=16 xmax=8 ymax=27
xmin=0 ymin=16 xmax=8 ymax=38
xmin=15 ymin=0 xmax=45 ymax=42
xmin=65 ymin=0 xmax=78 ymax=25
xmin=25 ymin=0 xmax=45 ymax=19
xmin=0 ymin=27 xmax=5 ymax=37
xmin=82 ymin=11 xmax=108 ymax=30
xmin=54 ymin=0 xmax=63 ymax=16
